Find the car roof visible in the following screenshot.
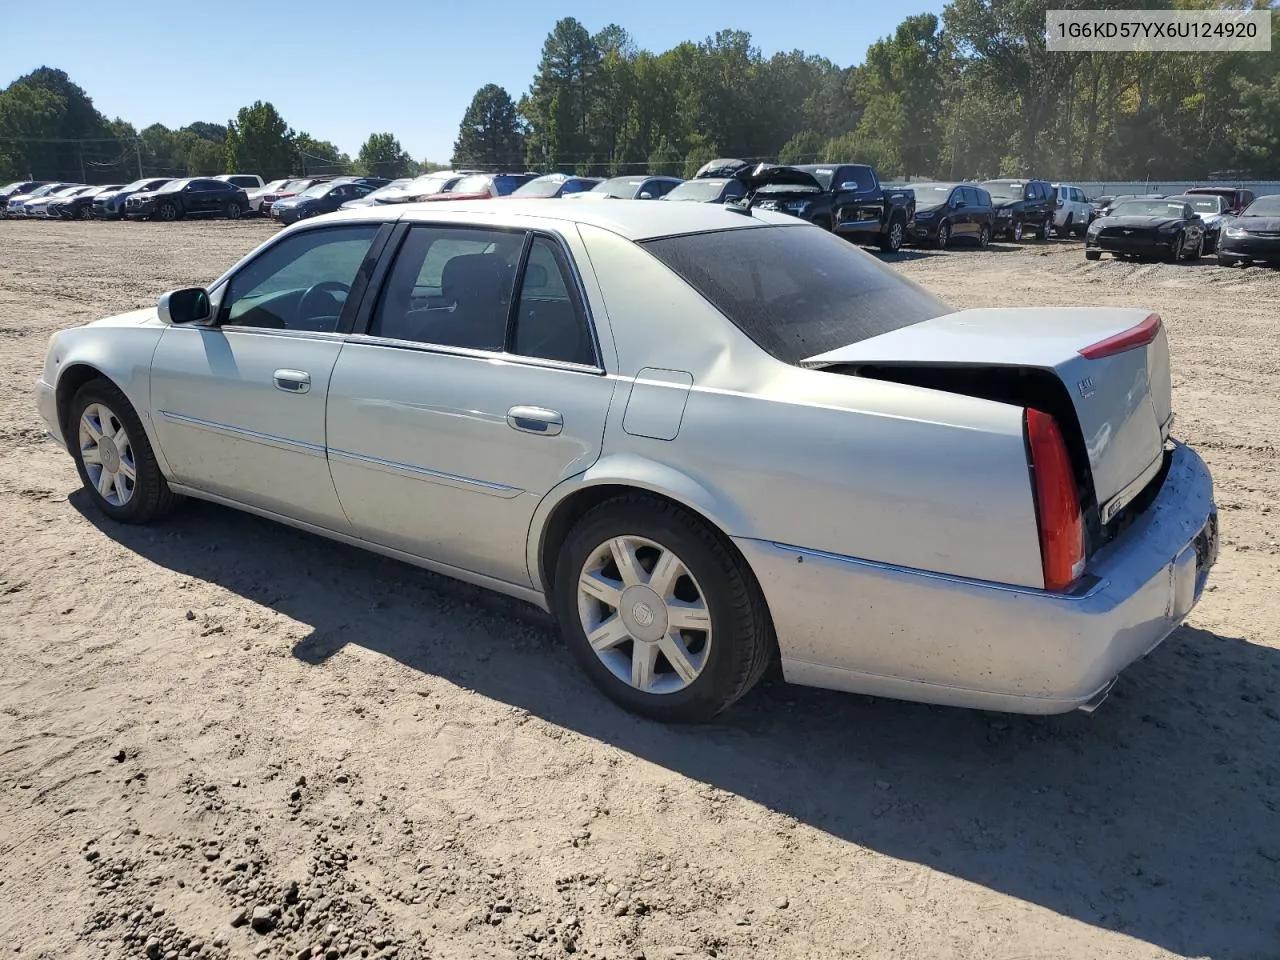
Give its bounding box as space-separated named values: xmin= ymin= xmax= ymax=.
xmin=316 ymin=197 xmax=798 ymax=240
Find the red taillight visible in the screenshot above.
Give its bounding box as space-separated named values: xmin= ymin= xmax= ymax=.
xmin=1025 ymin=409 xmax=1085 ymax=592
xmin=1078 ymin=312 xmax=1162 ymax=360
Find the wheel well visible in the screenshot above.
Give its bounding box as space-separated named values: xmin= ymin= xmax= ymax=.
xmin=55 ymin=363 xmax=108 ymax=451
xmin=538 ymin=484 xmax=740 ymax=595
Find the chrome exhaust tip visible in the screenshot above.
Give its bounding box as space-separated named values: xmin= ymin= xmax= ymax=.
xmin=1077 ymin=677 xmax=1118 ymax=714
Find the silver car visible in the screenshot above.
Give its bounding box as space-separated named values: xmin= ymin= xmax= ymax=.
xmin=35 ymin=201 xmax=1219 ymax=722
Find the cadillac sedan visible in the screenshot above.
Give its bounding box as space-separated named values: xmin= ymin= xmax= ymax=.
xmin=36 ymin=201 xmax=1218 ymax=722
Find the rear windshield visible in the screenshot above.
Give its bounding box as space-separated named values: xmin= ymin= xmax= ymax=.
xmin=641 ymin=225 xmax=950 ymax=365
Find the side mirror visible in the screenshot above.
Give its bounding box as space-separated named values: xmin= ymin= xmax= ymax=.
xmin=953 ymin=199 xmax=966 ymax=209
xmin=638 ymin=191 xmax=653 ymax=200
xmin=158 ymin=287 xmax=212 ymax=326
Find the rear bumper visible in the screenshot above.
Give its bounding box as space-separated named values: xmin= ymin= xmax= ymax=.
xmin=737 ymin=442 xmax=1217 ymax=714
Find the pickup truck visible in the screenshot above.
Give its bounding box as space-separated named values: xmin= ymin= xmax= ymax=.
xmin=734 ymin=161 xmax=915 ymax=252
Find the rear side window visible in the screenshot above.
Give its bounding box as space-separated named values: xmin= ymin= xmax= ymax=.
xmin=641 ymin=225 xmax=951 ymax=366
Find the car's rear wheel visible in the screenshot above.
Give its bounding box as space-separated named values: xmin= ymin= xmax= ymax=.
xmin=224 ymin=200 xmax=244 ymax=220
xmin=1085 ymin=249 xmax=1102 ymax=260
xmin=935 ymin=221 xmax=950 ymax=249
xmin=977 ymin=224 xmax=990 ymax=249
xmin=1012 ymin=220 xmax=1024 ymax=242
xmin=879 ymin=218 xmax=905 ymax=253
xmin=1058 ymin=214 xmax=1073 ymax=238
xmin=69 ymin=380 xmax=179 ymax=524
xmin=156 ymin=201 xmax=179 ymax=222
xmin=553 ymin=495 xmax=774 ymax=723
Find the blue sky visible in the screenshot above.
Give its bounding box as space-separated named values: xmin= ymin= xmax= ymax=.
xmin=15 ymin=0 xmax=947 ymax=163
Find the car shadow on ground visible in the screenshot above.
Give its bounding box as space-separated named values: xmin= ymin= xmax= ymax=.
xmin=76 ymin=494 xmax=1280 ymax=959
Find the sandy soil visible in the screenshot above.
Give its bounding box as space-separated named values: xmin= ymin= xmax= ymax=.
xmin=1 ymin=221 xmax=1277 ymax=960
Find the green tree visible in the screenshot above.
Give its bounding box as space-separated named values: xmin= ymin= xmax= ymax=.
xmin=452 ymin=84 xmax=525 ymax=168
xmin=356 ymin=132 xmax=411 ymax=178
xmin=224 ymin=101 xmax=295 ymax=179
xmin=0 ymin=82 xmax=68 ymax=178
xmin=522 ymin=18 xmax=601 ymax=168
xmin=186 ymin=138 xmax=223 ymax=175
xmin=295 ymin=132 xmax=349 ymax=175
xmin=778 ymin=130 xmax=823 ymax=164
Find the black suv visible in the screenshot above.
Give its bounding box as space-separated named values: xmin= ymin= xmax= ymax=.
xmin=125 ymin=178 xmax=250 ymax=221
xmin=981 ymin=178 xmax=1056 ymax=241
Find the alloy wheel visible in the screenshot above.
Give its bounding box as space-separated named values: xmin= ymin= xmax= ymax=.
xmin=576 ymin=535 xmax=713 ymax=695
xmin=78 ymin=402 xmax=136 ymax=507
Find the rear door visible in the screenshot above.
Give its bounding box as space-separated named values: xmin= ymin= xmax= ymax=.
xmin=325 ymin=222 xmax=615 ymax=586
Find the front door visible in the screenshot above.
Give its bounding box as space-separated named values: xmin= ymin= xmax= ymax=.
xmin=149 ymin=222 xmax=383 ymax=529
xmin=325 ymin=224 xmax=615 ymax=587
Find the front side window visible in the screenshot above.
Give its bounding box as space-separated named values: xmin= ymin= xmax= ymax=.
xmin=222 ymin=225 xmax=379 ymax=333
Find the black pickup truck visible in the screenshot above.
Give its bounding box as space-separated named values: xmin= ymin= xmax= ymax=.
xmin=712 ymin=161 xmax=915 ymax=252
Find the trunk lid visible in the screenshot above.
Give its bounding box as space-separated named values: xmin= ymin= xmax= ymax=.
xmin=804 ymin=307 xmax=1173 ymax=527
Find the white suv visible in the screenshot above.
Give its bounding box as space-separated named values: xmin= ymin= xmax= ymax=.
xmin=1051 ymin=183 xmax=1092 ymax=238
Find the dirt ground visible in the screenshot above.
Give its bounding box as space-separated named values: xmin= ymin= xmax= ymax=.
xmin=1 ymin=221 xmax=1277 ymax=960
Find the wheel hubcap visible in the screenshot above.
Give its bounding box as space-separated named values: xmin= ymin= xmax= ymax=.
xmin=577 ymin=535 xmax=712 ymax=695
xmin=891 ymin=224 xmax=902 ymax=248
xmin=78 ymin=403 xmax=136 ymax=507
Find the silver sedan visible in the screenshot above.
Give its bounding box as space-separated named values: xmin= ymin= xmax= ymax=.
xmin=35 ymin=200 xmax=1219 ymax=722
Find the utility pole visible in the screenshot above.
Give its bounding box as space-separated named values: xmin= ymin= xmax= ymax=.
xmin=135 ymin=138 xmax=144 ymax=179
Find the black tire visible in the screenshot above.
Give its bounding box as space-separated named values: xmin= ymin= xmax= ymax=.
xmin=1057 ymin=214 xmax=1073 ymax=239
xmin=156 ymin=201 xmax=180 ymax=222
xmin=76 ymin=204 xmax=90 ymax=220
xmin=879 ymin=217 xmax=905 ymax=253
xmin=69 ymin=379 xmax=180 ymax=524
xmin=1165 ymin=232 xmax=1184 ymax=263
xmin=1187 ymin=234 xmax=1203 ymax=261
xmin=1085 ymin=249 xmax=1102 ymax=260
xmin=1012 ymin=220 xmax=1024 ymax=242
xmin=977 ymin=224 xmax=990 ymax=249
xmin=224 ymin=200 xmax=244 ymax=220
xmin=552 ymin=494 xmax=774 ymax=723
xmin=935 ymin=221 xmax=950 ymax=249
xmin=1074 ymin=219 xmax=1088 ymax=238
xmin=1217 ymin=254 xmax=1238 ymax=267
xmin=1040 ymin=216 xmax=1053 ymax=241
xmin=812 ymin=215 xmax=832 ymax=231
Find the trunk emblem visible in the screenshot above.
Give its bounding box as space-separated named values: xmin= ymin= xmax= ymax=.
xmin=1077 ymin=376 xmax=1096 ymax=398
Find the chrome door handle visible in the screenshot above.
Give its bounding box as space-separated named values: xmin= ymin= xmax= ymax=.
xmin=273 ymin=369 xmax=311 ymax=394
xmin=507 ymin=405 xmax=563 ymax=436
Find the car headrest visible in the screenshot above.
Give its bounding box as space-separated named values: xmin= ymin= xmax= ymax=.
xmin=441 ymin=254 xmax=505 ymax=301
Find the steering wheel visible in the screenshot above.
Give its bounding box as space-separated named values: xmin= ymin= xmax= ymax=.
xmin=297 ymin=281 xmax=351 ymax=325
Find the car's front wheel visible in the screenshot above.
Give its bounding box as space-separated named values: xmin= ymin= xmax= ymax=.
xmin=935 ymin=221 xmax=950 ymax=249
xmin=553 ymin=495 xmax=774 ymax=722
xmin=156 ymin=201 xmax=179 ymax=222
xmin=69 ymin=380 xmax=180 ymax=524
xmin=1012 ymin=220 xmax=1024 ymax=242
xmin=977 ymin=224 xmax=990 ymax=249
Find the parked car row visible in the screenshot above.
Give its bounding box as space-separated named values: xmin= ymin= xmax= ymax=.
xmin=2 ymin=174 xmax=264 ymax=220
xmin=1085 ymin=191 xmax=1280 ymax=265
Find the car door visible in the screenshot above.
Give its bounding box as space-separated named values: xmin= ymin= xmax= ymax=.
xmin=149 ymin=222 xmax=385 ymax=528
xmin=947 ymin=186 xmax=972 ymax=239
xmin=833 ymin=165 xmax=884 ymax=231
xmin=325 ymin=223 xmax=614 ymax=587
